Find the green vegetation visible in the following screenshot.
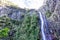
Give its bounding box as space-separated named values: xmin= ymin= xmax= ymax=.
xmin=0 ymin=27 xmax=10 ymax=38
xmin=0 ymin=16 xmax=11 ymax=38
xmin=46 ymin=10 xmax=52 ymax=18
xmin=0 ymin=12 xmax=40 ymax=40
xmin=13 ymin=13 xmax=40 ymax=40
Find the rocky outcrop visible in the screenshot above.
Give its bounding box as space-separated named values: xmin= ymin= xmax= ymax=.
xmin=38 ymin=0 xmax=60 ymax=40
xmin=0 ymin=6 xmax=38 ymax=20
xmin=0 ymin=6 xmax=26 ymax=20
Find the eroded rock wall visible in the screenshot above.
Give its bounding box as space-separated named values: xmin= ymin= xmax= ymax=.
xmin=38 ymin=0 xmax=60 ymax=40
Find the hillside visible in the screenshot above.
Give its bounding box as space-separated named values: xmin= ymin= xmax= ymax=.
xmin=0 ymin=0 xmax=60 ymax=40
xmin=0 ymin=2 xmax=41 ymax=40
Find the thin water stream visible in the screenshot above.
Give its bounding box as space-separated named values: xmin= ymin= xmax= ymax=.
xmin=39 ymin=11 xmax=52 ymax=40
xmin=39 ymin=12 xmax=46 ymax=40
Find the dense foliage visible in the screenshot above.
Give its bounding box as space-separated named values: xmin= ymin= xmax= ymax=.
xmin=13 ymin=13 xmax=40 ymax=40
xmin=0 ymin=16 xmax=11 ymax=38
xmin=0 ymin=27 xmax=10 ymax=38
xmin=0 ymin=12 xmax=40 ymax=40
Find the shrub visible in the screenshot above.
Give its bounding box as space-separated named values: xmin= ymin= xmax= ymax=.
xmin=46 ymin=10 xmax=52 ymax=18
xmin=0 ymin=27 xmax=10 ymax=38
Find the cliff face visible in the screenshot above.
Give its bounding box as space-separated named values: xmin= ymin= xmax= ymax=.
xmin=0 ymin=6 xmax=38 ymax=21
xmin=0 ymin=6 xmax=26 ymax=20
xmin=38 ymin=0 xmax=60 ymax=39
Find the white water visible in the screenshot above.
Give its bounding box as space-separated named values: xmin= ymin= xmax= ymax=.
xmin=39 ymin=12 xmax=46 ymax=40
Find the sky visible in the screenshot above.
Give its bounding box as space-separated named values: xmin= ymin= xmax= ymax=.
xmin=8 ymin=0 xmax=44 ymax=9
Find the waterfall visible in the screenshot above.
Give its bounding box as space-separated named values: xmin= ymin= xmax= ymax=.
xmin=39 ymin=11 xmax=52 ymax=40
xmin=39 ymin=12 xmax=46 ymax=40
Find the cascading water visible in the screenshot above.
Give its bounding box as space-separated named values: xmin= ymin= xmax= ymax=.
xmin=39 ymin=12 xmax=46 ymax=40
xmin=38 ymin=11 xmax=52 ymax=40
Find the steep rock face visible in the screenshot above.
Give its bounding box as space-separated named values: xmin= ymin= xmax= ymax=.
xmin=0 ymin=6 xmax=26 ymax=20
xmin=0 ymin=6 xmax=38 ymax=20
xmin=38 ymin=0 xmax=60 ymax=39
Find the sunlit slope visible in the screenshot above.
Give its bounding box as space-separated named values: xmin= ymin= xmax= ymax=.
xmin=0 ymin=0 xmax=44 ymax=9
xmin=8 ymin=0 xmax=44 ymax=9
xmin=0 ymin=0 xmax=18 ymax=7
